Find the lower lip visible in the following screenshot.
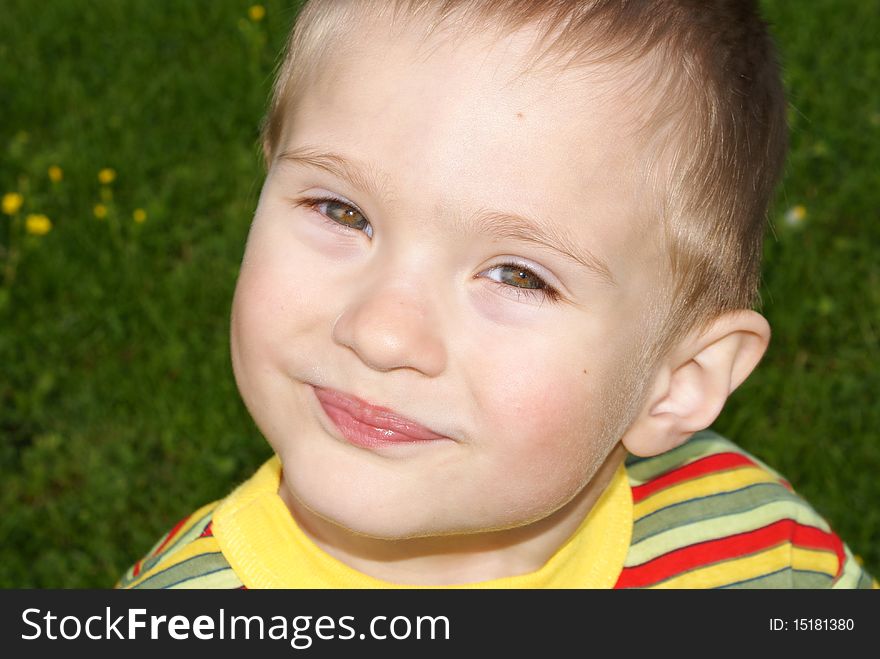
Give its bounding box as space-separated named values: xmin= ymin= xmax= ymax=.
xmin=314 ymin=392 xmax=446 ymax=450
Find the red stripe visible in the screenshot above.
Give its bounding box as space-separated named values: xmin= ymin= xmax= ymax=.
xmin=614 ymin=519 xmax=843 ymax=589
xmin=199 ymin=521 xmax=214 ymax=538
xmin=132 ymin=559 xmax=142 ymax=578
xmin=152 ymin=514 xmax=191 ymax=556
xmin=632 ymin=453 xmax=757 ymax=503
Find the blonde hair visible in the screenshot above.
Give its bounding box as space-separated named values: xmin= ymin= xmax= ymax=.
xmin=259 ymin=0 xmax=787 ymax=377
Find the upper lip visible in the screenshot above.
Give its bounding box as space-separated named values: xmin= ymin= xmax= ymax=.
xmin=312 ymin=386 xmax=449 ymax=441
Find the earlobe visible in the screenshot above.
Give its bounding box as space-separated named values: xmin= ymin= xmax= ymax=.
xmin=621 ymin=310 xmax=771 ymax=457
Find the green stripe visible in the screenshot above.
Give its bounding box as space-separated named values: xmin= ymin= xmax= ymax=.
xmin=722 ymin=569 xmax=835 ymax=589
xmin=789 ymin=569 xmax=837 ymax=588
xmin=158 ymin=507 xmax=217 ymax=558
xmin=139 ymin=507 xmax=216 ymax=575
xmin=626 ymin=498 xmax=833 ymax=567
xmin=720 ymin=569 xmax=793 ymax=588
xmin=132 ymin=552 xmax=231 ymax=590
xmin=167 ymin=567 xmax=243 ymax=589
xmin=625 ymin=431 xmax=737 ymax=484
xmin=856 ymin=568 xmax=875 ymax=589
xmin=832 ymin=547 xmax=874 ymax=589
xmin=631 ymin=481 xmax=797 ymax=544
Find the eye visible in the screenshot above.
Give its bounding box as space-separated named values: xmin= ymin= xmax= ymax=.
xmin=482 ymin=262 xmax=561 ymax=303
xmin=294 ymin=196 xmax=373 ymax=238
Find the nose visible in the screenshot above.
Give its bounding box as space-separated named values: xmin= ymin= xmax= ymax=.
xmin=332 ymin=282 xmax=447 ymax=377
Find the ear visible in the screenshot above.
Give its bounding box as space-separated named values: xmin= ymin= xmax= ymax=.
xmin=620 ymin=310 xmax=771 ymax=457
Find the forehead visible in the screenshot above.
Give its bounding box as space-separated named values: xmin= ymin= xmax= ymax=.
xmin=280 ymin=12 xmax=660 ymax=292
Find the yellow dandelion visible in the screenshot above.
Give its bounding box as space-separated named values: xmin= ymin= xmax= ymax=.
xmin=93 ymin=203 xmax=108 ymax=219
xmin=100 ymin=186 xmax=113 ymax=202
xmin=2 ymin=192 xmax=23 ymax=215
xmin=811 ymin=141 xmax=829 ymax=157
xmin=248 ymin=4 xmax=266 ymax=21
xmin=48 ymin=165 xmax=64 ymax=183
xmin=25 ymin=213 xmax=52 ymax=235
xmin=133 ymin=208 xmax=147 ymax=223
xmin=784 ymin=205 xmax=807 ymax=226
xmin=98 ymin=168 xmax=116 ymax=184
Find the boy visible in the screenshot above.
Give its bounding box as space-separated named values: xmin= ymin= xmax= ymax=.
xmin=119 ymin=0 xmax=875 ymax=588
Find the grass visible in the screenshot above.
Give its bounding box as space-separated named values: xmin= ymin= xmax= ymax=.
xmin=1 ymin=0 xmax=877 ymax=587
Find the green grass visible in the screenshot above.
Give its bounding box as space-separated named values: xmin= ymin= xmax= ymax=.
xmin=1 ymin=0 xmax=877 ymax=587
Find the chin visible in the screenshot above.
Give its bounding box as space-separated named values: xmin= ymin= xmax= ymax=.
xmin=289 ymin=486 xmax=489 ymax=542
xmin=277 ymin=446 xmax=557 ymax=542
xmin=300 ymin=493 xmax=455 ymax=540
xmin=338 ymin=521 xmax=443 ymax=542
xmin=299 ymin=488 xmax=547 ymax=543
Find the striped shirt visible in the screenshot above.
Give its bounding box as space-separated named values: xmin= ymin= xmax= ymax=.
xmin=117 ymin=429 xmax=876 ymax=589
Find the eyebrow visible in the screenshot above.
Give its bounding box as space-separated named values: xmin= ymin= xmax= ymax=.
xmin=276 ymin=146 xmax=617 ymax=287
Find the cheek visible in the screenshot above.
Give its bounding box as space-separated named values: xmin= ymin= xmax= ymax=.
xmin=471 ymin=339 xmax=608 ymax=498
xmin=230 ymin=219 xmax=337 ymax=403
xmin=231 ymin=260 xmax=288 ymax=370
xmin=230 ymin=260 xmax=289 ymax=429
xmin=233 ymin=218 xmax=335 ymax=346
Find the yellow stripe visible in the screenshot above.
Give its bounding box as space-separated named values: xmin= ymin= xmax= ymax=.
xmin=626 ymin=499 xmax=830 ymax=566
xmin=648 ymin=544 xmax=839 ymax=588
xmin=650 ymin=543 xmax=789 ymax=588
xmin=634 ymin=466 xmax=779 ymax=519
xmin=125 ymin=535 xmax=223 ymax=588
xmin=790 ymin=546 xmax=842 ymax=576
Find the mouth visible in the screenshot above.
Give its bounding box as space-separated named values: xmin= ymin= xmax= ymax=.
xmin=311 ymin=385 xmax=451 ymax=449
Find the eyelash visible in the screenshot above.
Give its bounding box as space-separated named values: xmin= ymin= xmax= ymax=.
xmin=291 ymin=195 xmax=562 ymax=303
xmin=293 ymin=195 xmax=373 ymax=237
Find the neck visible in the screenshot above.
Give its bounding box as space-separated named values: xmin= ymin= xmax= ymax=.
xmin=279 ymin=442 xmax=628 ymax=585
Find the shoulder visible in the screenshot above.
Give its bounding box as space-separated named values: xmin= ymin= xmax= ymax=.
xmin=116 ymin=500 xmax=244 ymax=589
xmin=617 ymin=429 xmax=876 ymax=589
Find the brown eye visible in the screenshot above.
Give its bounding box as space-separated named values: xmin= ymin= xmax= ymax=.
xmin=323 ymin=200 xmax=372 ymax=234
xmin=481 ymin=262 xmax=562 ymax=303
xmin=497 ymin=265 xmax=545 ymax=289
xmin=295 ymin=196 xmax=374 ymax=238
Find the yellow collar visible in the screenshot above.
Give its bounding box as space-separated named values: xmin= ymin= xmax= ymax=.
xmin=213 ymin=455 xmax=632 ymax=588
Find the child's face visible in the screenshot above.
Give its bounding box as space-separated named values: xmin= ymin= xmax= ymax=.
xmin=231 ymin=16 xmax=662 ymax=539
